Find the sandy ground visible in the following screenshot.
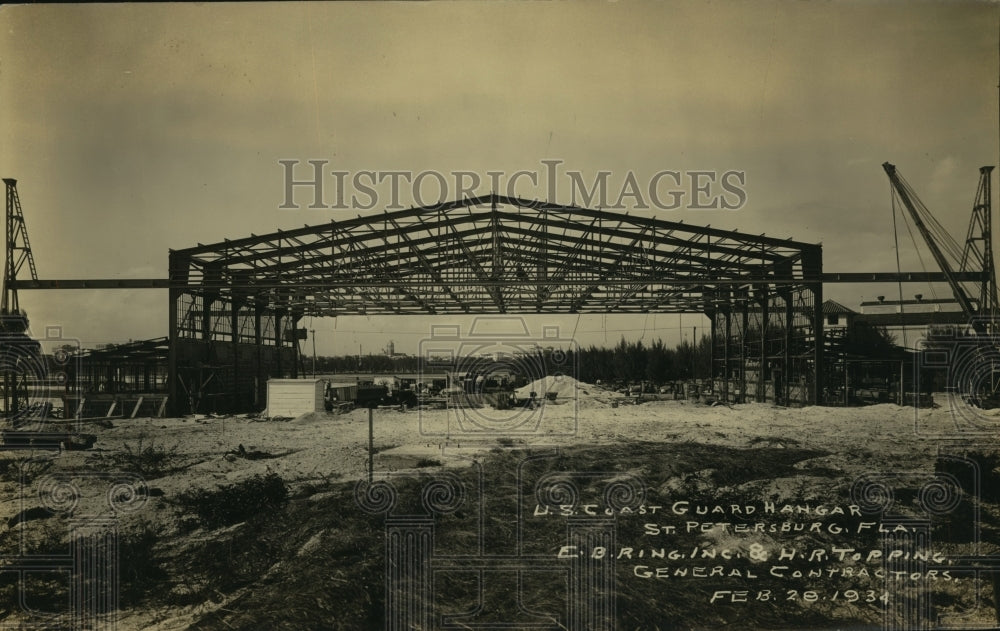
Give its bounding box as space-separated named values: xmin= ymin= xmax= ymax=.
xmin=1 ymin=381 xmax=998 ymax=629
xmin=14 ymin=399 xmax=940 ymax=509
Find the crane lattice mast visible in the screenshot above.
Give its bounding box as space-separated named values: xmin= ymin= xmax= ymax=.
xmin=2 ymin=178 xmax=38 ymax=319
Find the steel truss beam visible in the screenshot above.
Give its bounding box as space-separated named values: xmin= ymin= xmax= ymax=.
xmin=13 ymin=271 xmax=977 ymax=292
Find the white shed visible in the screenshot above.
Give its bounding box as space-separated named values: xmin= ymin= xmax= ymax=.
xmin=266 ymin=378 xmax=325 ymax=418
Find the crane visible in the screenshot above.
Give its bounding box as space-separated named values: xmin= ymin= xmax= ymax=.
xmin=882 ymin=162 xmax=997 ymax=335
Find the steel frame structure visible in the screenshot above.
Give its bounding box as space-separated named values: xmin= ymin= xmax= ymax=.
xmin=166 ymin=194 xmax=825 ymax=414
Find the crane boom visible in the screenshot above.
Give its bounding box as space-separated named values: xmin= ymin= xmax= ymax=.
xmin=882 ymin=162 xmax=984 ymax=333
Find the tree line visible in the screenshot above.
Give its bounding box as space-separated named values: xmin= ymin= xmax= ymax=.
xmin=308 ymin=335 xmax=714 ymax=385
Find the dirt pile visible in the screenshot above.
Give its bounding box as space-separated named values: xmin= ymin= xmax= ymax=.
xmin=514 ymin=375 xmax=624 ymax=406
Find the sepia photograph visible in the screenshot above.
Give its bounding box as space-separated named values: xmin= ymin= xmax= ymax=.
xmin=1 ymin=2 xmax=999 ymax=629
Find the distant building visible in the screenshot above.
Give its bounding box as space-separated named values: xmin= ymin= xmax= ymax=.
xmin=823 ymin=299 xmax=856 ymax=329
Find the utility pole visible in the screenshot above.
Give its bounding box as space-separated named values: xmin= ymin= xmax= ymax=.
xmin=692 ymin=326 xmax=697 ymax=377
xmin=310 ymin=329 xmax=316 ymax=377
xmin=368 ymin=407 xmax=374 ymax=484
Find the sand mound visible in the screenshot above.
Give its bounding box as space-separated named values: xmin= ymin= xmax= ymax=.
xmin=291 ymin=411 xmax=339 ymax=423
xmin=514 ymin=375 xmax=623 ymax=404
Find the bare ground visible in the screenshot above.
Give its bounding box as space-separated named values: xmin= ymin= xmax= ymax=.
xmin=1 ymin=393 xmax=998 ymax=630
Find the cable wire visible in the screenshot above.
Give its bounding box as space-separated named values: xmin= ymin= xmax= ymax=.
xmin=890 ymin=189 xmax=910 ymax=349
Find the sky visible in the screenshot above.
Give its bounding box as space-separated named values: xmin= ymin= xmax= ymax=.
xmin=0 ymin=1 xmax=998 ymax=354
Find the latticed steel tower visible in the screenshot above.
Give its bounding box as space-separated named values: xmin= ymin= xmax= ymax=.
xmin=963 ymin=166 xmax=998 ymax=327
xmin=2 ymin=178 xmax=38 ymax=322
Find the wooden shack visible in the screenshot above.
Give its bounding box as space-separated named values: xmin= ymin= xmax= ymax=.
xmin=266 ymin=378 xmax=325 ymax=418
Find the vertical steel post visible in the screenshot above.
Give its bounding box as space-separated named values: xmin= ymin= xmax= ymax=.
xmin=803 ymin=245 xmax=824 ymax=405
xmin=740 ymin=297 xmax=749 ymax=404
xmin=254 ymin=304 xmax=263 ymax=410
xmin=813 ymin=280 xmax=824 ymax=405
xmin=784 ymin=294 xmax=793 ymax=405
xmin=167 ymin=253 xmax=180 ymax=416
xmin=758 ymin=286 xmax=768 ymax=403
xmin=368 ymin=406 xmax=374 ymax=484
xmin=231 ymin=297 xmax=240 ymax=413
xmin=724 ymin=308 xmax=731 ymax=403
xmin=899 ymin=360 xmax=905 ymax=405
xmin=274 ymin=310 xmax=284 ymax=376
xmin=291 ymin=315 xmax=301 ymax=378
